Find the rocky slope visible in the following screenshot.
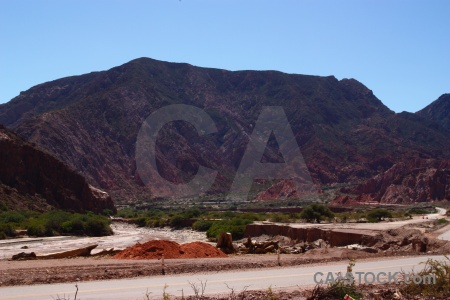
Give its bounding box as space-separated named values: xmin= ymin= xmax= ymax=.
xmin=0 ymin=58 xmax=449 ymax=202
xmin=417 ymin=93 xmax=450 ymax=133
xmin=0 ymin=126 xmax=116 ymax=213
xmin=332 ymin=158 xmax=450 ymax=204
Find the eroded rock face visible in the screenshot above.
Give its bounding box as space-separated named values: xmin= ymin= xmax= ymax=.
xmin=0 ymin=126 xmax=116 ymax=213
xmin=244 ymin=224 xmax=380 ymax=247
xmin=0 ymin=58 xmax=449 ymax=202
xmin=244 ymin=224 xmax=448 ymax=253
xmin=336 ymin=159 xmax=450 ymax=204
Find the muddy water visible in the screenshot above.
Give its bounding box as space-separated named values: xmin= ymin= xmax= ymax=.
xmin=0 ymin=223 xmax=207 ymax=259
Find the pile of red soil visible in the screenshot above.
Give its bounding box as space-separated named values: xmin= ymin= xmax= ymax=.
xmin=114 ymin=240 xmax=227 ymax=259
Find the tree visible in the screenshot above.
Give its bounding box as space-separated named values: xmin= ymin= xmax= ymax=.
xmin=367 ymin=209 xmax=392 ymax=223
xmin=300 ymin=203 xmax=334 ymax=223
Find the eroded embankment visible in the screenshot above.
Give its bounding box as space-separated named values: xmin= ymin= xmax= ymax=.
xmin=245 ymin=223 xmax=450 ymax=253
xmin=245 ymin=224 xmax=379 ymax=247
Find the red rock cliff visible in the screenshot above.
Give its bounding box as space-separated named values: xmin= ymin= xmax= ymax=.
xmin=0 ymin=125 xmax=116 ymax=213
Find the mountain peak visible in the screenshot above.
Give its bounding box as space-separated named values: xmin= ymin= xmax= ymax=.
xmin=0 ymin=58 xmax=448 ymax=203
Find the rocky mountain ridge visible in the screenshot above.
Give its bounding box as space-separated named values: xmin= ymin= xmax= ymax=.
xmin=0 ymin=57 xmax=448 ymax=203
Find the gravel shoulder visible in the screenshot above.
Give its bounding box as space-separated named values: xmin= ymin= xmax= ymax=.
xmin=0 ymin=249 xmax=438 ymax=287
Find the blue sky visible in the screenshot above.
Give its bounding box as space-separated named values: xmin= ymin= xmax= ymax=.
xmin=0 ymin=0 xmax=448 ymax=112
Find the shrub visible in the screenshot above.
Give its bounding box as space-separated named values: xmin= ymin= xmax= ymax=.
xmin=135 ymin=217 xmax=148 ymax=227
xmin=206 ymin=217 xmax=253 ymax=240
xmin=0 ymin=202 xmax=8 ymax=211
xmin=192 ymin=220 xmax=214 ymax=231
xmin=24 ymin=211 xmax=112 ymax=237
xmin=145 ymin=209 xmax=164 ymax=218
xmin=184 ymin=208 xmax=202 ymax=218
xmin=27 ymin=222 xmax=46 ymax=237
xmin=437 ymin=218 xmax=448 ymax=225
xmin=84 ymin=217 xmax=112 ymax=236
xmin=367 ymin=209 xmax=392 ymax=223
xmin=307 ymin=260 xmax=363 ymax=300
xmin=409 ymin=208 xmax=429 ymax=215
xmin=0 ymin=211 xmax=26 ymax=224
xmin=147 ymin=218 xmax=165 ymax=228
xmin=0 ymin=224 xmax=16 ymax=238
xmin=117 ymin=207 xmax=139 ymax=218
xmin=170 ymin=214 xmax=186 ymax=228
xmin=269 ymin=213 xmax=294 ymax=223
xmin=101 ymin=208 xmax=114 ymax=216
xmin=399 ymin=256 xmax=450 ymax=298
xmin=61 ymin=217 xmax=85 ymax=235
xmin=300 ymin=204 xmax=334 ymax=223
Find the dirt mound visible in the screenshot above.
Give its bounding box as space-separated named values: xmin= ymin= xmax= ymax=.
xmin=180 ymin=241 xmax=227 ymax=258
xmin=114 ymin=240 xmax=227 ymax=260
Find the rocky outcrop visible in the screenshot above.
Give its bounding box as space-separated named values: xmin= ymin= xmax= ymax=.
xmin=39 ymin=245 xmax=98 ymax=259
xmin=216 ymin=232 xmax=234 ymax=254
xmin=0 ymin=58 xmax=449 ymax=202
xmin=12 ymin=245 xmax=99 ymax=260
xmin=0 ymin=126 xmax=116 ymax=213
xmin=256 ymin=180 xmax=301 ymax=200
xmin=244 ymin=224 xmax=380 ymax=247
xmin=335 ymin=158 xmax=450 ymax=204
xmin=244 ymin=224 xmax=448 ymax=253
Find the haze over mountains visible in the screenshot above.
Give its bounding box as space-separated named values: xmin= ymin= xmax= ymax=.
xmin=0 ymin=58 xmax=448 ymax=204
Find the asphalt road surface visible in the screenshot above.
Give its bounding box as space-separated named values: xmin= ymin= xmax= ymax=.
xmin=0 ymin=255 xmax=447 ymax=300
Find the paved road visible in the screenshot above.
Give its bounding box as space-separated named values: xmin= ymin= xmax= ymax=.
xmin=435 ymin=207 xmax=450 ymax=241
xmin=0 ymin=256 xmax=447 ymax=300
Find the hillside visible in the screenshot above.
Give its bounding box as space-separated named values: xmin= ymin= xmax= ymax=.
xmin=0 ymin=58 xmax=449 ymax=203
xmin=416 ymin=93 xmax=450 ymax=133
xmin=0 ymin=126 xmax=116 ymax=213
xmin=332 ymin=158 xmax=450 ymax=205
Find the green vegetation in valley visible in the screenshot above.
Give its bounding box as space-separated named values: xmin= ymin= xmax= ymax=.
xmin=335 ymin=208 xmax=407 ymax=223
xmin=408 ymin=207 xmax=437 ymax=215
xmin=116 ymin=204 xmax=439 ymax=240
xmin=0 ymin=210 xmax=112 ymax=239
xmin=437 ymin=218 xmax=448 ymax=225
xmin=366 ymin=209 xmax=393 ymax=223
xmin=299 ymin=203 xmax=335 ymax=223
xmin=117 ymin=207 xmax=268 ymax=240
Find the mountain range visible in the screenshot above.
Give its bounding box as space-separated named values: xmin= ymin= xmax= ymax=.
xmin=0 ymin=58 xmax=448 ymax=204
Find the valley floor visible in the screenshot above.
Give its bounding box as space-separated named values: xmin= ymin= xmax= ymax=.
xmin=0 ymin=209 xmax=448 ymax=289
